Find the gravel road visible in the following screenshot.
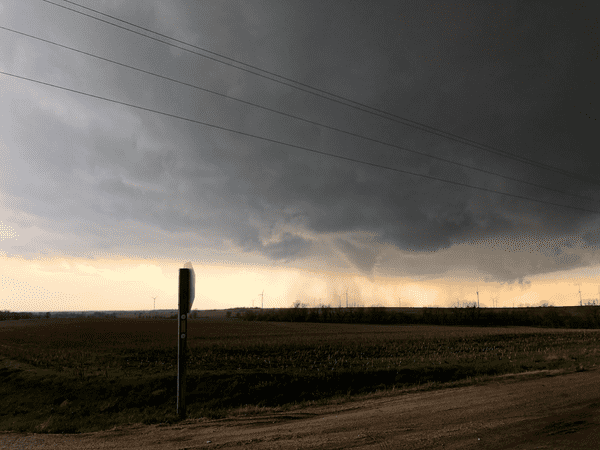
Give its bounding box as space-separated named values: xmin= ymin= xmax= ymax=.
xmin=2 ymin=368 xmax=599 ymax=449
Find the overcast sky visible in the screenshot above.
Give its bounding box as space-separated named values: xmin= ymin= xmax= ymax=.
xmin=1 ymin=0 xmax=599 ymax=311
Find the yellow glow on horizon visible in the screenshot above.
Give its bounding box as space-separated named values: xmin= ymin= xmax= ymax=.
xmin=1 ymin=252 xmax=600 ymax=312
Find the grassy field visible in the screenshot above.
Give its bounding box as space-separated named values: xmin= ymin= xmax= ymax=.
xmin=1 ymin=316 xmax=599 ymax=434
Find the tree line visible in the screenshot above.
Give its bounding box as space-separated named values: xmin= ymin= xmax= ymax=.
xmin=0 ymin=310 xmax=49 ymax=321
xmin=237 ymin=304 xmax=600 ymax=329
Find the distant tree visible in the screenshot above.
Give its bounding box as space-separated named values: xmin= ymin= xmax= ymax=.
xmin=45 ymin=312 xmax=51 ymax=319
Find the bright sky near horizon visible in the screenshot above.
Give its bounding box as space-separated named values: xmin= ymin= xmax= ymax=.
xmin=1 ymin=0 xmax=599 ymax=312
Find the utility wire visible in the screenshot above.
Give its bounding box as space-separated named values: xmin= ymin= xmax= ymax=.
xmin=2 ymin=69 xmax=599 ymax=216
xmin=41 ymin=0 xmax=600 ymax=188
xmin=2 ymin=24 xmax=597 ymax=206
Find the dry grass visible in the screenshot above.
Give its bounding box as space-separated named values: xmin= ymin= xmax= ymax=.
xmin=1 ymin=317 xmax=599 ymax=434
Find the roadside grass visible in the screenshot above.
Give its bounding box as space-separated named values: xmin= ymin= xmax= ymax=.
xmin=0 ymin=318 xmax=599 ymax=434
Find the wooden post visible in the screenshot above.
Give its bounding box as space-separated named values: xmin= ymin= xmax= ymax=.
xmin=177 ymin=264 xmax=194 ymax=420
xmin=177 ymin=269 xmax=190 ymax=419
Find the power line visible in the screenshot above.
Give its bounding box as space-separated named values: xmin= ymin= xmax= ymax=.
xmin=41 ymin=0 xmax=600 ymax=188
xmin=3 ymin=25 xmax=597 ymax=206
xmin=2 ymin=69 xmax=599 ymax=216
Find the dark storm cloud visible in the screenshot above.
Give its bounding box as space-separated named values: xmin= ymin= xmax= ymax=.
xmin=186 ymin=0 xmax=599 ymax=281
xmin=1 ymin=0 xmax=598 ymax=282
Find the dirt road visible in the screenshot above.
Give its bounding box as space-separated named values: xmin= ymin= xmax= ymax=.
xmin=2 ymin=368 xmax=599 ymax=449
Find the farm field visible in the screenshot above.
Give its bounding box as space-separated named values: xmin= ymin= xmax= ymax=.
xmin=1 ymin=317 xmax=599 ymax=435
